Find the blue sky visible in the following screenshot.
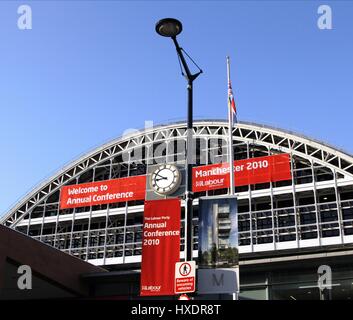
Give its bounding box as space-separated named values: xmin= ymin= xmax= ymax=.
xmin=0 ymin=0 xmax=352 ymax=216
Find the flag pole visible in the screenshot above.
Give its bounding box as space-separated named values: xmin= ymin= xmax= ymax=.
xmin=227 ymin=56 xmax=235 ymax=195
xmin=227 ymin=56 xmax=239 ymax=301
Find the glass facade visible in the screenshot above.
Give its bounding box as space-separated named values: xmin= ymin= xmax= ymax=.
xmin=239 ymin=255 xmax=353 ymax=300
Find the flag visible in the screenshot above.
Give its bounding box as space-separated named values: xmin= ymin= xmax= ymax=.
xmin=228 ymin=80 xmax=237 ymax=117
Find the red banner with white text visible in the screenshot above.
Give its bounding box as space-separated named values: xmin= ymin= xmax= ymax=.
xmin=193 ymin=153 xmax=291 ymax=193
xmin=60 ymin=154 xmax=291 ymax=209
xmin=140 ymin=199 xmax=181 ymax=296
xmin=60 ymin=175 xmax=146 ymax=209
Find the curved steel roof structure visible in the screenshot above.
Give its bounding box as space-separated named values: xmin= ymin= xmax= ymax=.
xmin=2 ymin=120 xmax=353 ymax=228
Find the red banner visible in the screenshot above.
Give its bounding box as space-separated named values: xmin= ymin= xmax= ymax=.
xmin=59 ymin=175 xmax=146 ymax=209
xmin=60 ymin=154 xmax=291 ymax=209
xmin=140 ymin=199 xmax=181 ymax=296
xmin=193 ymin=153 xmax=291 ymax=193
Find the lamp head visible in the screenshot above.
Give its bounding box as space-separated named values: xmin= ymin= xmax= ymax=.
xmin=155 ymin=18 xmax=183 ymax=38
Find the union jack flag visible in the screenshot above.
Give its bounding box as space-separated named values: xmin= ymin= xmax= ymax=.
xmin=228 ymin=80 xmax=237 ymax=116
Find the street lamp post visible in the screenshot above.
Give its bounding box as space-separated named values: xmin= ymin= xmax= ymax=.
xmin=155 ymin=18 xmax=202 ymax=261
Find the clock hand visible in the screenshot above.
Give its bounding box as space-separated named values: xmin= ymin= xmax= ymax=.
xmin=156 ymin=177 xmax=168 ymax=181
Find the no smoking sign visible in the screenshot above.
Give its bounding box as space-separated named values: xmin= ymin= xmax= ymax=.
xmin=175 ymin=261 xmax=196 ymax=294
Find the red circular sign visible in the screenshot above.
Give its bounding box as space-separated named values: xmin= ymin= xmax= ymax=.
xmin=179 ymin=262 xmax=192 ymax=277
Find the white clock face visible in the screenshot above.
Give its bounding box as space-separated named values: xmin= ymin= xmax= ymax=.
xmin=150 ymin=164 xmax=181 ymax=195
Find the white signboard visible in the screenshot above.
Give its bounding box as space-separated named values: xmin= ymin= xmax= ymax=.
xmin=175 ymin=261 xmax=196 ymax=294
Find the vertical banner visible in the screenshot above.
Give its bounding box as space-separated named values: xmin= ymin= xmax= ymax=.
xmin=140 ymin=198 xmax=181 ymax=296
xmin=197 ymin=196 xmax=239 ymax=295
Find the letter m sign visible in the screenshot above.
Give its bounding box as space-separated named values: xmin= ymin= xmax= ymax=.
xmin=198 ymin=269 xmax=238 ymax=294
xmin=212 ymin=273 xmax=224 ymax=286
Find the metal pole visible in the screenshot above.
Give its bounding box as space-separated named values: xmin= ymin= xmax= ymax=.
xmin=185 ymin=79 xmax=193 ymax=261
xmin=227 ymin=56 xmax=240 ymax=300
xmin=171 ymin=36 xmax=201 ymax=262
xmin=227 ymin=56 xmax=235 ymax=195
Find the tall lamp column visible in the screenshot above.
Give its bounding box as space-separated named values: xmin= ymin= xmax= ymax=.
xmin=155 ymin=18 xmax=202 ymax=261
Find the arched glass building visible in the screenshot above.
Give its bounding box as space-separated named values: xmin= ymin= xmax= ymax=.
xmin=2 ymin=120 xmax=353 ymax=300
